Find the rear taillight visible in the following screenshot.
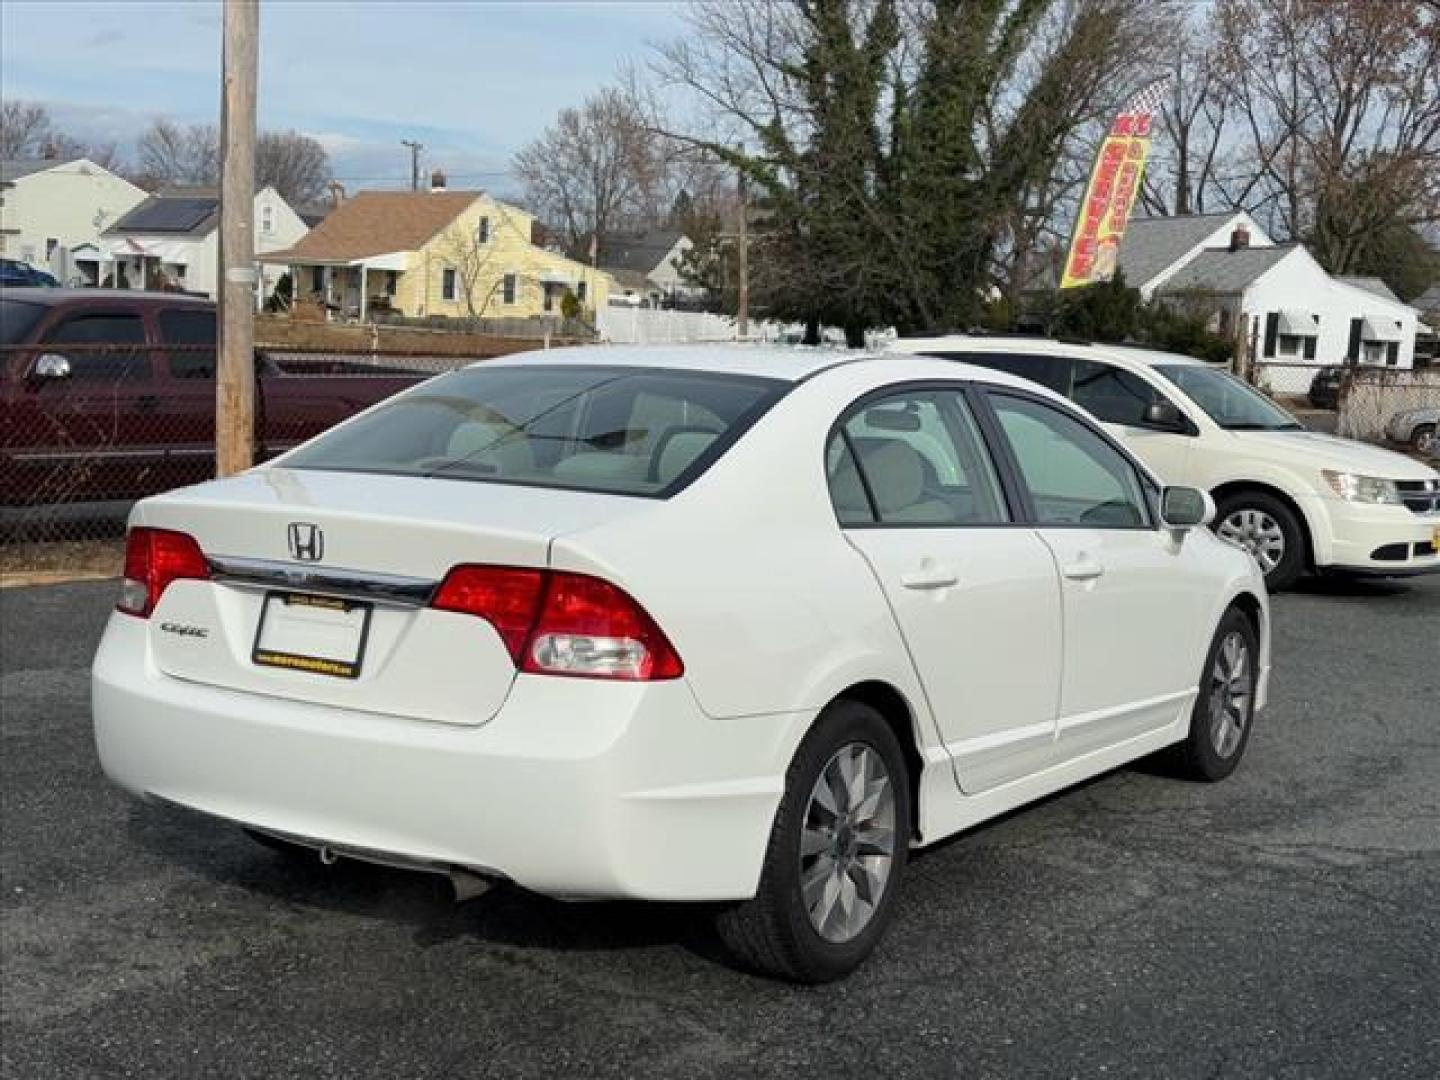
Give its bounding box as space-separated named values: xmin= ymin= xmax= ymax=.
xmin=431 ymin=565 xmax=683 ymax=681
xmin=118 ymin=527 xmax=210 ymax=618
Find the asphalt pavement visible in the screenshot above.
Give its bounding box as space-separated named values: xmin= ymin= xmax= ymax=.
xmin=2 ymin=575 xmax=1438 ymax=1079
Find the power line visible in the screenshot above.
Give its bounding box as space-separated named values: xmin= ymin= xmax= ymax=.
xmin=400 ymin=139 xmax=424 ymax=191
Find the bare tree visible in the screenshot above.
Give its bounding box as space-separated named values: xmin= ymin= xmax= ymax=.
xmin=0 ymin=100 xmax=56 ymax=158
xmin=513 ymin=86 xmax=677 ymax=256
xmin=136 ymin=119 xmax=220 ymax=188
xmin=256 ymin=130 xmax=332 ymax=206
xmin=432 ymin=203 xmax=536 ymax=318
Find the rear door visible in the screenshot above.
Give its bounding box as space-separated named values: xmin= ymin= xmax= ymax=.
xmin=155 ymin=306 xmax=221 ymax=490
xmin=979 ymin=388 xmax=1208 ymax=758
xmin=829 ymin=386 xmax=1064 ymax=793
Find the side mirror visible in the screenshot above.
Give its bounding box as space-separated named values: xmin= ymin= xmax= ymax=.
xmin=1161 ymin=485 xmax=1214 ymax=541
xmin=32 ymin=353 xmax=72 ymax=380
xmin=1143 ymin=399 xmax=1185 ymax=431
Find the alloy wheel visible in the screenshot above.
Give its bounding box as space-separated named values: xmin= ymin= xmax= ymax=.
xmin=799 ymin=743 xmax=897 ymax=944
xmin=1209 ymin=631 xmax=1253 ymax=758
xmin=1217 ymin=509 xmax=1286 ymax=574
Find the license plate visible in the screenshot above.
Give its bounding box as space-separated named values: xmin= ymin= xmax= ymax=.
xmin=252 ymin=592 xmax=372 ymax=679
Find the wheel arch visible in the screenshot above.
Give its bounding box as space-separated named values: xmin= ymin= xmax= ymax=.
xmin=1210 ymin=479 xmax=1317 ymax=570
xmin=829 ymin=680 xmax=925 ymax=843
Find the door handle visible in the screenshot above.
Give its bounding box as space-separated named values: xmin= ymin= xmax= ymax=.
xmin=901 ymin=564 xmax=959 ymax=590
xmin=1061 ymin=555 xmax=1105 ymax=581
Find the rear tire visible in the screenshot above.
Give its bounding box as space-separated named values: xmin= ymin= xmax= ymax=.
xmin=715 ymin=700 xmax=911 ymax=983
xmin=1214 ymin=490 xmax=1306 ymax=591
xmin=1173 ymin=608 xmax=1259 ymax=782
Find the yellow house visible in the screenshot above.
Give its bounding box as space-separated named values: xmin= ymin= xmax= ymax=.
xmin=262 ymin=188 xmax=610 ymax=322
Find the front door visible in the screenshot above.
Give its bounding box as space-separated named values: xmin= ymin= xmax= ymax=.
xmin=827 ymin=387 xmax=1064 ymax=793
xmin=982 ymin=389 xmax=1208 ymax=757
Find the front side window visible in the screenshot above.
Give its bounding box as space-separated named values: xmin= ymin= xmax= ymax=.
xmin=1070 ymin=358 xmax=1164 ymax=427
xmin=46 ymin=312 xmax=149 ymax=380
xmin=0 ymin=299 xmax=45 ymax=344
xmin=283 ymin=365 xmax=785 ymax=497
xmin=827 ymin=390 xmax=1007 ymax=526
xmin=1154 ymin=364 xmax=1301 ymax=431
xmin=989 ymin=392 xmax=1151 ymax=528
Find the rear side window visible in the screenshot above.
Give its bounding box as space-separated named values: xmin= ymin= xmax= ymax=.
xmin=0 ymin=299 xmax=46 ymax=344
xmin=282 ymin=365 xmax=785 ymax=497
xmin=827 ymin=390 xmax=1007 ymax=526
xmin=159 ymin=309 xmax=217 ymax=378
xmin=928 ymin=351 xmax=1073 ymax=396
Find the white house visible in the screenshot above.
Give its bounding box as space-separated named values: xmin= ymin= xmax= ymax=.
xmin=0 ymin=157 xmax=148 ymax=284
xmin=598 ymin=229 xmax=700 ymax=307
xmin=1117 ymin=212 xmax=1421 ymax=392
xmin=98 ymin=185 xmax=307 ymax=302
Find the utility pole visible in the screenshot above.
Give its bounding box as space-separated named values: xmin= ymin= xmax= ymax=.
xmin=735 ymin=146 xmax=749 ymax=340
xmin=216 ymin=0 xmax=258 ymax=477
xmin=402 ymin=140 xmax=424 ymax=191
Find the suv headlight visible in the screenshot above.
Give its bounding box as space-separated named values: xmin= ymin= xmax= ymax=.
xmin=1321 ymin=470 xmax=1402 ymax=505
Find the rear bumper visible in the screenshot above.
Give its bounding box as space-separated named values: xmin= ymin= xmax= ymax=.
xmin=93 ymin=614 xmax=809 ymax=901
xmin=1309 ymin=497 xmax=1440 ymax=575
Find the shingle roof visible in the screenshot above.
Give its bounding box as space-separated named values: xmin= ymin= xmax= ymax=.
xmin=1154 ymin=244 xmax=1300 ymax=295
xmin=1338 ymin=275 xmax=1401 ymax=302
xmin=598 ymin=230 xmax=685 ymax=276
xmin=0 ymin=159 xmax=72 ymax=183
xmin=265 ymin=190 xmax=480 ymax=262
xmin=1413 ymin=284 xmax=1440 ymax=315
xmin=108 ymin=195 xmax=219 ymax=235
xmin=1116 ymin=212 xmax=1243 ymax=289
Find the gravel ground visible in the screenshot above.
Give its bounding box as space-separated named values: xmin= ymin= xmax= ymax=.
xmin=2 ymin=575 xmax=1438 ymax=1079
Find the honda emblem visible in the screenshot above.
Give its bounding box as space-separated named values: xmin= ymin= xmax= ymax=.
xmin=287 ymin=522 xmax=324 ymax=562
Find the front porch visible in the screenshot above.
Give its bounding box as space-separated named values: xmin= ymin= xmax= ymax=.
xmin=279 ymin=252 xmax=408 ymax=322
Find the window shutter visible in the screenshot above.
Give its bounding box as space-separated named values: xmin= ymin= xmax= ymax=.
xmin=1386 ymin=341 xmax=1399 ymax=366
xmin=1263 ymin=312 xmax=1279 ymax=357
xmin=1303 ymin=335 xmax=1317 ymax=360
xmin=1347 ymin=318 xmax=1363 ymax=362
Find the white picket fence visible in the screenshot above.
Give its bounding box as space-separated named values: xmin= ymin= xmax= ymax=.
xmin=597 ymin=306 xmax=738 ymax=344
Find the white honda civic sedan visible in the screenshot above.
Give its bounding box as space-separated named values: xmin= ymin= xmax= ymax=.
xmin=93 ymin=346 xmax=1269 ymax=982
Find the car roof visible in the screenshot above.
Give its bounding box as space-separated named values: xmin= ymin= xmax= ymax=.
xmin=477 ymin=343 xmax=868 ymax=383
xmin=0 ymin=287 xmax=213 ymax=308
xmin=887 ymin=334 xmax=1205 ymax=370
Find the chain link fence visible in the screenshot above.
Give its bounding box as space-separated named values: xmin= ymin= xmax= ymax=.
xmin=1 ymin=343 xmax=473 ymax=572
xmin=1337 ymin=367 xmax=1440 ymax=445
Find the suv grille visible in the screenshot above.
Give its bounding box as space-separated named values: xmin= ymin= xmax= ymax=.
xmin=1397 ymin=479 xmax=1440 ymax=515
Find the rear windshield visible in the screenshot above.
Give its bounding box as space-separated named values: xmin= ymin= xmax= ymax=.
xmin=282 ymin=364 xmax=787 ymax=497
xmin=0 ymin=299 xmax=46 ymax=345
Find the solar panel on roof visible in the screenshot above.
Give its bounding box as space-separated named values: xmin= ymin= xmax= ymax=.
xmin=116 ymin=197 xmax=218 ymax=233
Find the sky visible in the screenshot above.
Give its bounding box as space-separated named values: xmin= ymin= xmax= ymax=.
xmin=0 ymin=0 xmax=690 ymax=196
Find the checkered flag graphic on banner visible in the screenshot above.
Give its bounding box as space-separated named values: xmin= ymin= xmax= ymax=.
xmin=1121 ymin=77 xmax=1172 ymax=118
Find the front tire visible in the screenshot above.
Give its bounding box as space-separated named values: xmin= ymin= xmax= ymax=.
xmin=716 ymin=700 xmax=910 ymax=983
xmin=1173 ymin=608 xmax=1259 ymax=782
xmin=1412 ymin=423 xmax=1436 ymax=458
xmin=1214 ymin=490 xmax=1306 ymax=591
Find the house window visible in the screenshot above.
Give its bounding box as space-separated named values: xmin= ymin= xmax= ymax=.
xmin=477 ymin=216 xmax=491 ymax=244
xmin=1277 ymin=334 xmax=1302 ymax=357
xmin=502 ymin=273 xmax=517 ymax=305
xmin=442 ymin=267 xmax=457 ymax=301
xmin=312 ymin=267 xmax=324 ymax=293
xmin=1362 ymin=341 xmax=1386 ymax=364
xmin=46 ymin=238 xmax=58 ymax=260
xmin=386 ymin=271 xmax=397 ymax=297
xmin=577 ymin=279 xmax=587 ymax=303
xmin=261 ymin=205 xmax=273 ymax=234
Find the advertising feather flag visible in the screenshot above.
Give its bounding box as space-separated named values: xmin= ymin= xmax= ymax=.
xmin=1060 ymin=78 xmax=1171 ymax=289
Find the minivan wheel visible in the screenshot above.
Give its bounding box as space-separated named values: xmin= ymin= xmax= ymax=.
xmin=1214 ymin=491 xmax=1305 ymax=591
xmin=1413 ymin=423 xmax=1436 ymax=457
xmin=1173 ymin=608 xmax=1259 ymax=782
xmin=715 ymin=700 xmax=910 ymax=983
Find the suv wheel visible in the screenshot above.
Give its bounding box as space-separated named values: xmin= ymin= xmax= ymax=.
xmin=1214 ymin=491 xmax=1305 ymax=591
xmin=715 ymin=700 xmax=910 ymax=983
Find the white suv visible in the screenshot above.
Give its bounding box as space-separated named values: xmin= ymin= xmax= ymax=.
xmin=892 ymin=337 xmax=1440 ymax=589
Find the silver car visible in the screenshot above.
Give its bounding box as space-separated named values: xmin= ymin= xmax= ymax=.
xmin=1386 ymin=407 xmax=1439 ymax=458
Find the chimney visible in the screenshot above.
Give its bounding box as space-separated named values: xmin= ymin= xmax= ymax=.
xmin=430 ymin=168 xmax=447 ymax=192
xmin=1229 ymin=224 xmax=1250 ymax=252
xmin=328 ymin=180 xmax=346 ymax=209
